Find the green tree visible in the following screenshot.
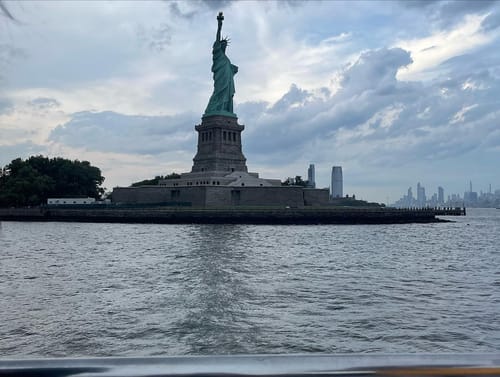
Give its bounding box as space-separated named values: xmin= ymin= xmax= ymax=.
xmin=131 ymin=172 xmax=180 ymax=187
xmin=281 ymin=175 xmax=308 ymax=187
xmin=0 ymin=156 xmax=105 ymax=207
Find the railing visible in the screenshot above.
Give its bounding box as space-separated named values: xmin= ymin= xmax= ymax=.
xmin=0 ymin=354 xmax=499 ymax=377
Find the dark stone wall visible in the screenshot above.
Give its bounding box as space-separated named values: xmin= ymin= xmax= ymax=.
xmin=229 ymin=186 xmax=304 ymax=207
xmin=112 ymin=185 xmax=330 ymax=207
xmin=112 ymin=186 xmax=206 ymax=206
xmin=303 ymin=188 xmax=330 ymax=206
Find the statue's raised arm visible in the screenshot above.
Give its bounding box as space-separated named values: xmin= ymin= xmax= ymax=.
xmin=204 ymin=12 xmax=238 ymax=118
xmin=216 ymin=12 xmax=223 ymax=42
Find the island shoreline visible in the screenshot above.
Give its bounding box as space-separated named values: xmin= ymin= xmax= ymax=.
xmin=0 ymin=207 xmax=464 ymax=225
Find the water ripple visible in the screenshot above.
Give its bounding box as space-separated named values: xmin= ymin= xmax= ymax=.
xmin=0 ymin=209 xmax=499 ymax=356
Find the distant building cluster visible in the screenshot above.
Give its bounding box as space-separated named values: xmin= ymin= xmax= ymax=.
xmin=303 ymin=164 xmax=344 ymax=200
xmin=392 ymin=181 xmax=500 ymax=208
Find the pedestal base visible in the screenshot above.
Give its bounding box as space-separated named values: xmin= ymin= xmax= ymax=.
xmin=192 ymin=115 xmax=247 ymax=173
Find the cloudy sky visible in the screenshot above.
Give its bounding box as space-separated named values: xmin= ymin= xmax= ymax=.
xmin=1 ymin=0 xmax=499 ymax=203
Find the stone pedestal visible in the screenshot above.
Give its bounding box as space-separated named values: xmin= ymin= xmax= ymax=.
xmin=192 ymin=115 xmax=247 ymax=173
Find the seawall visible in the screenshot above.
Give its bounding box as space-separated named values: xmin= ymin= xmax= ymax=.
xmin=0 ymin=207 xmax=465 ymax=225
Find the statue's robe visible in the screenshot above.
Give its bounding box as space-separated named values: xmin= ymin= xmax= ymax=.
xmin=205 ymin=40 xmax=238 ymax=115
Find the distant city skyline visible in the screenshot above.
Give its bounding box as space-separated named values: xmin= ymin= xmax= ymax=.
xmin=1 ymin=1 xmax=499 ymax=203
xmin=392 ymin=181 xmax=500 ymax=208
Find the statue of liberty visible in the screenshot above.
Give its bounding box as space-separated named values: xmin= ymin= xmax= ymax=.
xmin=204 ymin=12 xmax=238 ymax=117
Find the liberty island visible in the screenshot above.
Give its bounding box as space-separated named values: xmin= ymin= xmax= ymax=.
xmin=0 ymin=13 xmax=465 ymax=223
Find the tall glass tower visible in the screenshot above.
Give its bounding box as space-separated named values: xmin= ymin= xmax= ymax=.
xmin=438 ymin=186 xmax=444 ymax=205
xmin=307 ymin=164 xmax=316 ymax=188
xmin=331 ymin=166 xmax=343 ymax=198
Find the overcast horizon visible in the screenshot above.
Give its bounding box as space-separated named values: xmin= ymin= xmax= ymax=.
xmin=1 ymin=0 xmax=500 ymax=203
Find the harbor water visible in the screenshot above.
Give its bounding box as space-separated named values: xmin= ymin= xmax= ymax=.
xmin=0 ymin=208 xmax=499 ymax=357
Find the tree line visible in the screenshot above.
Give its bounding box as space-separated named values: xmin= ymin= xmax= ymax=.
xmin=281 ymin=175 xmax=309 ymax=187
xmin=0 ymin=156 xmax=105 ymax=207
xmin=131 ymin=173 xmax=181 ymax=187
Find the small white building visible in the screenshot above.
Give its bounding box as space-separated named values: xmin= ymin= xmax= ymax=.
xmin=47 ymin=197 xmax=96 ymax=205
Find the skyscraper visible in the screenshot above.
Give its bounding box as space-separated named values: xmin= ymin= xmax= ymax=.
xmin=438 ymin=186 xmax=444 ymax=205
xmin=331 ymin=166 xmax=343 ymax=198
xmin=307 ymin=164 xmax=316 ymax=188
xmin=407 ymin=186 xmax=413 ymax=207
xmin=417 ymin=182 xmax=426 ymax=207
xmin=464 ymin=180 xmax=478 ymax=204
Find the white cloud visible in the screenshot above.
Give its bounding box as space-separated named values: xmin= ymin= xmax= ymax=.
xmin=0 ymin=96 xmax=69 ymax=147
xmin=2 ymin=1 xmax=500 ymax=202
xmin=395 ymin=13 xmax=494 ymax=81
xmin=450 ymin=104 xmax=479 ymax=124
xmin=48 ymin=111 xmax=197 ymax=156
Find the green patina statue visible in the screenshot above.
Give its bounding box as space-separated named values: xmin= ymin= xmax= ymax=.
xmin=204 ymin=12 xmax=238 ymax=118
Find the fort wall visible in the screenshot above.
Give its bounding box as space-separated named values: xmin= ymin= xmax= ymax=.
xmin=112 ymin=186 xmax=330 ymax=208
